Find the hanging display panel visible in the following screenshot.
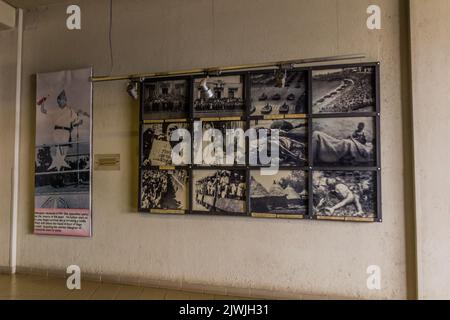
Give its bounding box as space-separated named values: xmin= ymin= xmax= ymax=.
xmin=34 ymin=68 xmax=93 ymax=237
xmin=138 ymin=62 xmax=381 ymax=222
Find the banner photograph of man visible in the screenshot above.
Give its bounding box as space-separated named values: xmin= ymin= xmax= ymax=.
xmin=34 ymin=68 xmax=92 ymax=237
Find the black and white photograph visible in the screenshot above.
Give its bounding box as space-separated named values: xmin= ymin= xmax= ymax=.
xmin=193 ymin=75 xmax=245 ymax=118
xmin=250 ymin=71 xmax=307 ymax=116
xmin=34 ymin=68 xmax=92 ymax=237
xmin=140 ymin=169 xmax=189 ymax=211
xmin=193 ymin=170 xmax=247 ymax=214
xmin=142 ymin=122 xmax=189 ymax=166
xmin=194 ymin=120 xmax=246 ymax=166
xmin=313 ymin=170 xmax=376 ymax=218
xmin=312 ymin=66 xmax=375 ymax=114
xmin=250 ymin=170 xmax=308 ymax=215
xmin=249 ymin=119 xmax=307 ymax=166
xmin=312 ymin=117 xmax=376 ymax=167
xmin=142 ymin=79 xmax=188 ymax=120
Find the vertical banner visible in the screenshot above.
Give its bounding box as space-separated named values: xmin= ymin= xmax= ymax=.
xmin=34 ymin=68 xmax=92 ymax=237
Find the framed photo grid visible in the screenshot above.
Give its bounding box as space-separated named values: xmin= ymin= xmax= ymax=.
xmin=138 ymin=62 xmax=381 ymax=222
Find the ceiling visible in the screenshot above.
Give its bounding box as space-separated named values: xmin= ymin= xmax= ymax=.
xmin=4 ymin=0 xmax=67 ymax=9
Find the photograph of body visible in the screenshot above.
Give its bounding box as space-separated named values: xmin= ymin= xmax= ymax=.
xmin=312 ymin=117 xmax=375 ymax=167
xmin=312 ymin=67 xmax=375 ymax=114
xmin=193 ymin=75 xmax=244 ymax=118
xmin=313 ymin=171 xmax=376 ymax=218
xmin=140 ymin=170 xmax=188 ymax=211
xmin=195 ymin=120 xmax=246 ymax=166
xmin=249 ymin=119 xmax=307 ymax=166
xmin=142 ymin=122 xmax=189 ymax=166
xmin=193 ymin=170 xmax=246 ymax=214
xmin=250 ymin=71 xmax=307 ymax=116
xmin=35 ymin=68 xmax=91 ymax=211
xmin=142 ymin=79 xmax=188 ymax=120
xmin=251 ymin=170 xmax=307 ymax=215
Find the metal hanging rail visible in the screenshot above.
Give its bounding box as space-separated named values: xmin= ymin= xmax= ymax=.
xmin=90 ymin=53 xmax=366 ymax=83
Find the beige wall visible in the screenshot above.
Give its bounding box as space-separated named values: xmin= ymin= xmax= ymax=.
xmin=0 ymin=25 xmax=17 ymax=268
xmin=410 ymin=0 xmax=450 ymax=300
xmin=12 ymin=0 xmax=414 ymax=298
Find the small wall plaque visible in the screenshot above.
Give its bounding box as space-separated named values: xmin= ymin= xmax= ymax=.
xmin=94 ymin=154 xmax=120 ymax=171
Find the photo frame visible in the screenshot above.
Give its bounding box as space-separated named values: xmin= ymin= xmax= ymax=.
xmin=193 ymin=75 xmax=245 ymax=119
xmin=250 ymin=169 xmax=308 ymax=218
xmin=249 ymin=69 xmax=308 ymax=118
xmin=312 ymin=66 xmax=376 ymax=114
xmin=140 ymin=169 xmax=189 ymax=214
xmin=141 ymin=78 xmax=189 ymax=120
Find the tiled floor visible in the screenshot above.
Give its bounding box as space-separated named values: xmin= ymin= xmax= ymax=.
xmin=0 ymin=274 xmax=244 ymax=300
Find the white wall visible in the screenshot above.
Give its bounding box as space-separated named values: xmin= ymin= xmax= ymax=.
xmin=410 ymin=0 xmax=450 ymax=300
xmin=12 ymin=0 xmax=414 ymax=299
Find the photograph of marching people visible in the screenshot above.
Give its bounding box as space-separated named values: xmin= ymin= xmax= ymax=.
xmin=193 ymin=75 xmax=245 ymax=118
xmin=142 ymin=122 xmax=189 ymax=166
xmin=195 ymin=120 xmax=246 ymax=166
xmin=312 ymin=117 xmax=376 ymax=167
xmin=313 ymin=170 xmax=376 ymax=219
xmin=312 ymin=66 xmax=376 ymax=114
xmin=250 ymin=70 xmax=307 ymax=116
xmin=193 ymin=170 xmax=247 ymax=215
xmin=250 ymin=170 xmax=308 ymax=215
xmin=140 ymin=170 xmax=189 ymax=212
xmin=249 ymin=119 xmax=307 ymax=166
xmin=142 ymin=79 xmax=188 ymax=120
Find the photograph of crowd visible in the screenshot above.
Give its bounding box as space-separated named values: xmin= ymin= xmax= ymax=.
xmin=193 ymin=170 xmax=246 ymax=214
xmin=142 ymin=79 xmax=188 ymax=120
xmin=250 ymin=170 xmax=308 ymax=215
xmin=249 ymin=119 xmax=307 ymax=166
xmin=142 ymin=122 xmax=189 ymax=166
xmin=195 ymin=120 xmax=246 ymax=166
xmin=312 ymin=67 xmax=375 ymax=114
xmin=250 ymin=71 xmax=307 ymax=116
xmin=313 ymin=170 xmax=376 ymax=218
xmin=312 ymin=117 xmax=375 ymax=167
xmin=193 ymin=76 xmax=245 ymax=118
xmin=140 ymin=170 xmax=188 ymax=211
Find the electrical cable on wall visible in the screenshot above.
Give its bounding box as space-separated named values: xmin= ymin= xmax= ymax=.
xmin=108 ymin=0 xmax=114 ymax=75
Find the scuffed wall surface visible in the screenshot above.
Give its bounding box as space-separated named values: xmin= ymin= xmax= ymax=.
xmin=16 ymin=0 xmax=410 ymax=298
xmin=410 ymin=0 xmax=450 ymax=300
xmin=0 ymin=26 xmax=17 ymax=268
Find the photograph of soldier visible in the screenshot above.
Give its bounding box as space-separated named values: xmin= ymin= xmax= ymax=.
xmin=249 ymin=119 xmax=307 ymax=166
xmin=142 ymin=79 xmax=188 ymax=120
xmin=250 ymin=71 xmax=307 ymax=116
xmin=193 ymin=75 xmax=245 ymax=118
xmin=250 ymin=170 xmax=308 ymax=215
xmin=312 ymin=67 xmax=375 ymax=114
xmin=196 ymin=120 xmax=246 ymax=166
xmin=140 ymin=170 xmax=188 ymax=211
xmin=35 ymin=68 xmax=91 ymax=211
xmin=313 ymin=171 xmax=376 ymax=218
xmin=193 ymin=170 xmax=246 ymax=214
xmin=312 ymin=117 xmax=375 ymax=167
xmin=142 ymin=122 xmax=189 ymax=166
